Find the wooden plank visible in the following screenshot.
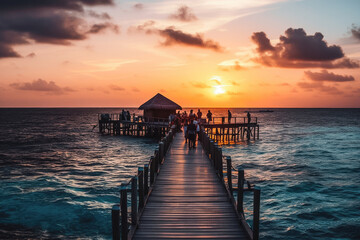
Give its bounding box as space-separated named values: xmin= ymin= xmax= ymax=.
xmin=133 ymin=133 xmax=250 ymax=240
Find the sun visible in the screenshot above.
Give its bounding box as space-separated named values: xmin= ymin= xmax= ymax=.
xmin=214 ymin=85 xmax=226 ymax=95
xmin=210 ymin=76 xmax=226 ymax=95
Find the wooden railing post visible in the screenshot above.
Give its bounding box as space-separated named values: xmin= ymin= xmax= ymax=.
xmin=150 ymin=156 xmax=155 ymax=185
xmin=218 ymin=146 xmax=223 ymax=178
xmin=154 ymin=148 xmax=159 ymax=173
xmin=131 ymin=177 xmax=138 ymax=225
xmin=159 ymin=142 xmax=164 ymax=164
xmin=120 ymin=184 xmax=128 ymax=240
xmin=214 ymin=143 xmax=218 ymax=170
xmin=237 ymin=167 xmax=244 ymax=214
xmin=144 ymin=164 xmax=149 ymax=196
xmin=138 ymin=167 xmax=144 ymax=210
xmin=226 ymin=156 xmax=232 ymax=194
xmin=253 ymin=187 xmax=261 ymax=240
xmin=112 ymin=205 xmax=120 ymax=240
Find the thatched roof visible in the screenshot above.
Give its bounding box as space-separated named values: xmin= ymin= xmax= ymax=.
xmin=139 ymin=93 xmax=182 ymax=110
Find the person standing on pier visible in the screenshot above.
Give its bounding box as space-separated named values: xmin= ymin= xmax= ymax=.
xmin=228 ymin=110 xmax=232 ymax=123
xmin=207 ymin=110 xmax=212 ymax=123
xmin=187 ymin=120 xmax=196 ymax=149
xmin=197 ymin=109 xmax=202 ymax=121
xmin=184 ymin=121 xmax=188 ymax=143
xmin=247 ymin=112 xmax=251 ymax=123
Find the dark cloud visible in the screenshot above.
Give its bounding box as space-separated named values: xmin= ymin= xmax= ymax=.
xmin=26 ymin=52 xmax=36 ymax=58
xmin=0 ymin=0 xmax=114 ymax=12
xmin=304 ymin=70 xmax=355 ymax=82
xmin=297 ymin=81 xmax=343 ymax=95
xmin=159 ymin=27 xmax=222 ymax=51
xmin=87 ymin=22 xmax=119 ymax=34
xmin=351 ymin=25 xmax=360 ymax=41
xmin=10 ymin=79 xmax=75 ymax=94
xmin=88 ymin=10 xmax=111 ymax=20
xmin=132 ymin=22 xmax=223 ymax=51
xmin=251 ymin=32 xmax=274 ymax=53
xmin=0 ymin=0 xmax=117 ymax=58
xmin=170 ymin=6 xmax=197 ymax=22
xmin=133 ymin=3 xmax=144 ymax=10
xmin=251 ymin=28 xmax=359 ymax=69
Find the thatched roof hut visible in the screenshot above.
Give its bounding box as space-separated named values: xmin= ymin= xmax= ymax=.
xmin=139 ymin=93 xmax=182 ymax=120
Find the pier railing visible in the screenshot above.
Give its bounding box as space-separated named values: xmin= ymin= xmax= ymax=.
xmin=205 ymin=116 xmax=258 ymax=125
xmin=199 ymin=128 xmax=261 ymax=240
xmin=111 ymin=127 xmax=175 ymax=240
xmin=98 ymin=113 xmax=169 ymax=124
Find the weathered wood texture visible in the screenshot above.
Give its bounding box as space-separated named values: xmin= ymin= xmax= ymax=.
xmin=133 ymin=134 xmax=250 ymax=239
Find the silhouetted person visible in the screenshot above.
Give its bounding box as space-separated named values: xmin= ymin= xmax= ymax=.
xmin=228 ymin=110 xmax=232 ymax=123
xmin=197 ymin=109 xmax=202 ymax=120
xmin=247 ymin=112 xmax=251 ymax=123
xmin=187 ymin=121 xmax=196 ymax=149
xmin=206 ymin=110 xmax=212 ymax=123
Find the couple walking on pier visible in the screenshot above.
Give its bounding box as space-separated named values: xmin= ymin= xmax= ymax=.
xmin=183 ymin=119 xmax=200 ymax=149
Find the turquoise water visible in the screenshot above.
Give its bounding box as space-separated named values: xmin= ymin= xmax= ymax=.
xmin=0 ymin=108 xmax=359 ymax=239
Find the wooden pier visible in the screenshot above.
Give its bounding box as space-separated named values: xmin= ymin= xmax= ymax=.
xmin=98 ymin=114 xmax=170 ymax=138
xmin=204 ymin=117 xmax=260 ymax=143
xmin=111 ymin=128 xmax=261 ymax=240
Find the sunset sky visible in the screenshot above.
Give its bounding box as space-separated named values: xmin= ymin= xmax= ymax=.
xmin=0 ymin=0 xmax=359 ymax=107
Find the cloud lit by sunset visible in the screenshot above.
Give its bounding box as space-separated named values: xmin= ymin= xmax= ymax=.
xmin=0 ymin=0 xmax=359 ymax=107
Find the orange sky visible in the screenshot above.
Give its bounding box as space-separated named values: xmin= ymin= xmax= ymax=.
xmin=0 ymin=0 xmax=359 ymax=107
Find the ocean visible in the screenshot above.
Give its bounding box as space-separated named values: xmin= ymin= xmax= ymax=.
xmin=0 ymin=108 xmax=359 ymax=239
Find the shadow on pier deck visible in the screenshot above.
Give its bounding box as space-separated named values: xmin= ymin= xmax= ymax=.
xmin=112 ymin=129 xmax=261 ymax=240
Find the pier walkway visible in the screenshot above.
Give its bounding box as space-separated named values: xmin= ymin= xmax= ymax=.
xmin=133 ymin=134 xmax=249 ymax=239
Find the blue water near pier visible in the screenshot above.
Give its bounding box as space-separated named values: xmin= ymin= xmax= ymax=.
xmin=0 ymin=108 xmax=359 ymax=239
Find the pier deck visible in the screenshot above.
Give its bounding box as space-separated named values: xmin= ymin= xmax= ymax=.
xmin=133 ymin=134 xmax=249 ymax=239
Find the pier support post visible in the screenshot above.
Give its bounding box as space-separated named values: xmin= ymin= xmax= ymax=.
xmin=112 ymin=205 xmax=120 ymax=240
xmin=237 ymin=167 xmax=244 ymax=214
xmin=120 ymin=184 xmax=128 ymax=240
xmin=150 ymin=156 xmax=155 ymax=185
xmin=138 ymin=167 xmax=144 ymax=210
xmin=144 ymin=164 xmax=149 ymax=196
xmin=131 ymin=177 xmax=138 ymax=225
xmin=226 ymin=156 xmax=232 ymax=194
xmin=253 ymin=187 xmax=261 ymax=240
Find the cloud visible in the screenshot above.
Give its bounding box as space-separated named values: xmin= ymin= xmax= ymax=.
xmin=87 ymin=22 xmax=119 ymax=34
xmin=304 ymin=70 xmax=355 ymax=82
xmin=133 ymin=3 xmax=144 ymax=10
xmin=251 ymin=28 xmax=359 ymax=69
xmin=88 ymin=10 xmax=111 ymax=20
xmin=169 ymin=6 xmax=197 ymax=22
xmin=159 ymin=27 xmax=222 ymax=51
xmin=297 ymin=81 xmax=343 ymax=95
xmin=219 ymin=61 xmax=244 ymax=71
xmin=0 ymin=0 xmax=114 ymax=12
xmin=109 ymin=85 xmax=126 ymax=91
xmin=132 ymin=87 xmax=140 ymax=92
xmin=351 ymin=24 xmax=360 ymax=41
xmin=191 ymin=82 xmax=211 ymax=88
xmin=0 ymin=0 xmax=116 ymax=58
xmin=131 ymin=22 xmax=222 ymax=51
xmin=10 ymin=79 xmax=75 ymax=94
xmin=26 ymin=52 xmax=36 ymax=58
